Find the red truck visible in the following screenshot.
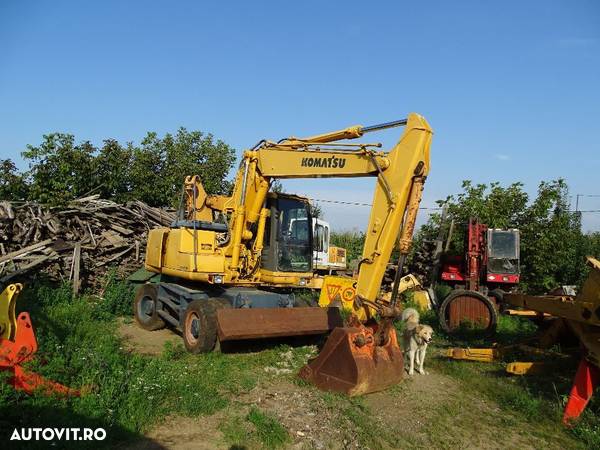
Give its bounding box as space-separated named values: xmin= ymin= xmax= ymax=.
xmin=437 ymin=218 xmax=520 ymax=332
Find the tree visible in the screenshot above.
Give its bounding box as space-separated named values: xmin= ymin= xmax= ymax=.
xmin=15 ymin=128 xmax=236 ymax=207
xmin=22 ymin=133 xmax=98 ymax=204
xmin=518 ymin=180 xmax=584 ymax=292
xmin=0 ymin=159 xmax=28 ymax=200
xmin=270 ymin=180 xmax=284 ymax=193
xmin=331 ymin=230 xmax=365 ymax=263
xmin=419 ymin=178 xmax=589 ymax=294
xmin=310 ymin=202 xmax=323 ymax=219
xmin=95 ymin=139 xmax=133 ymax=202
xmin=130 ymin=128 xmax=236 ymax=207
xmin=434 ymin=181 xmax=529 ymax=254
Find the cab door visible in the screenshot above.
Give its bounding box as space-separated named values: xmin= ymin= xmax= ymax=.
xmin=313 ymin=219 xmax=329 ymax=269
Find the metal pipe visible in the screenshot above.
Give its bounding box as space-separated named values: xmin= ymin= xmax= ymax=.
xmin=192 ymin=184 xmax=198 ymax=272
xmin=361 ymin=119 xmax=407 ymax=134
xmin=240 ymin=159 xmax=250 ymax=206
xmin=231 ymin=158 xmax=251 ymax=273
xmin=247 ymin=179 xmax=269 ymax=223
xmin=368 ymin=152 xmax=394 ymax=206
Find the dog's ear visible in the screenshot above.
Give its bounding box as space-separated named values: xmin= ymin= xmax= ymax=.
xmin=415 ymin=324 xmax=423 ymax=333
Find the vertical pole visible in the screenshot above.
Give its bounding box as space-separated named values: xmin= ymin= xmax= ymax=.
xmin=430 ymin=203 xmax=448 ymax=286
xmin=72 ymin=243 xmax=81 ymax=297
xmin=192 ymin=184 xmax=198 ymax=272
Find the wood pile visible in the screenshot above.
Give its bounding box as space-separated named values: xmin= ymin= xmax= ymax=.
xmin=0 ymin=196 xmax=176 ymax=291
xmin=381 ymin=241 xmax=436 ymax=292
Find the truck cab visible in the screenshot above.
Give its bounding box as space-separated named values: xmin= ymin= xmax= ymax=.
xmin=312 ymin=218 xmax=347 ymax=273
xmin=485 ymin=228 xmax=520 ymax=286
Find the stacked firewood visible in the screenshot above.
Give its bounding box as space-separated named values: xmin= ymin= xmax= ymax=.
xmin=380 ymin=240 xmax=437 ymax=292
xmin=407 ymin=240 xmax=437 ymax=283
xmin=0 ymin=196 xmax=176 ymax=290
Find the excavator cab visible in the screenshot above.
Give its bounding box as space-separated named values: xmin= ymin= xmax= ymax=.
xmin=261 ymin=193 xmax=313 ymax=274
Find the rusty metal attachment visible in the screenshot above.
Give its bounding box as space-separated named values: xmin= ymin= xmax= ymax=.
xmin=216 ymin=307 xmax=343 ymax=341
xmin=298 ymin=322 xmax=404 ymax=396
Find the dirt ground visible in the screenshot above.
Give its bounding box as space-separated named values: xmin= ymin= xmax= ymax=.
xmin=118 ymin=318 xmax=180 ymax=355
xmin=118 ymin=324 xmax=576 ymax=450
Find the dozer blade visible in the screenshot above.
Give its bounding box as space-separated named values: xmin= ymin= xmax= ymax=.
xmin=216 ymin=307 xmax=343 ymax=341
xmin=298 ymin=324 xmax=404 ymax=396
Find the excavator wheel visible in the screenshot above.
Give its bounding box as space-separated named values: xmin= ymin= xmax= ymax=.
xmin=438 ymin=289 xmax=497 ymax=335
xmin=133 ymin=284 xmax=166 ymax=331
xmin=183 ymin=299 xmax=221 ymax=353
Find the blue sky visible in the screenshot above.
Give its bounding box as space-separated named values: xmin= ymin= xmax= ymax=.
xmin=1 ymin=1 xmax=599 ymax=231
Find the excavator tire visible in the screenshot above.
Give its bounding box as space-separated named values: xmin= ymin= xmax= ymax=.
xmin=182 ymin=299 xmax=222 ymax=353
xmin=438 ymin=289 xmax=497 ymax=335
xmin=133 ymin=284 xmax=166 ymax=331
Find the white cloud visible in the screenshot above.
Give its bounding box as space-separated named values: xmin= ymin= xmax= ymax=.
xmin=494 ymin=153 xmax=510 ymax=161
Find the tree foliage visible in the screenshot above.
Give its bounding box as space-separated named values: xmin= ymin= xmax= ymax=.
xmin=3 ymin=128 xmax=236 ymax=207
xmin=0 ymin=159 xmax=28 ymax=201
xmin=421 ymin=179 xmax=597 ymax=294
xmin=22 ymin=133 xmax=98 ymax=204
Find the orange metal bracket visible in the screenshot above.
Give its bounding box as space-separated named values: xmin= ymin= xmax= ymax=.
xmin=563 ymin=358 xmax=600 ymax=425
xmin=0 ymin=312 xmax=79 ymax=396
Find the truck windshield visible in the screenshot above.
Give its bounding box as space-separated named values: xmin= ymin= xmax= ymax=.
xmin=488 ymin=230 xmax=519 ymax=274
xmin=489 ymin=231 xmax=518 ymax=259
xmin=277 ymin=198 xmax=312 ymax=272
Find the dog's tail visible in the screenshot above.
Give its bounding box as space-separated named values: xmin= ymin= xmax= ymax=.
xmin=402 ymin=307 xmax=420 ymax=323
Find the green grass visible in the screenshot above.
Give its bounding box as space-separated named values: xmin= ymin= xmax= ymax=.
xmin=319 ymin=391 xmax=396 ymax=449
xmin=219 ymin=407 xmax=290 ymax=449
xmin=219 ymin=415 xmax=250 ymax=447
xmin=428 ymin=313 xmax=600 ymax=448
xmin=247 ymin=407 xmax=290 ymax=449
xmin=0 ymin=277 xmax=300 ymax=449
xmin=3 ymin=275 xmax=600 ymax=449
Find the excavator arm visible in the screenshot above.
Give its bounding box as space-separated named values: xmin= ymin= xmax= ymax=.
xmin=214 ymin=113 xmax=431 ymax=305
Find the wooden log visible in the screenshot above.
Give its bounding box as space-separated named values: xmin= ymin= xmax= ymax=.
xmin=95 ymin=245 xmax=134 ymax=267
xmin=72 ymin=243 xmax=81 ymax=296
xmin=0 ymin=255 xmax=55 ymax=283
xmin=0 ymin=239 xmax=53 ymax=264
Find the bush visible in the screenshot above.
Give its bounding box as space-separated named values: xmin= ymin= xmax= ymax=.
xmin=96 ymin=271 xmax=134 ymax=317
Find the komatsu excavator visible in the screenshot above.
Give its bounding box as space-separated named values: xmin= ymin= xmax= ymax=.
xmin=135 ymin=113 xmax=432 ymax=395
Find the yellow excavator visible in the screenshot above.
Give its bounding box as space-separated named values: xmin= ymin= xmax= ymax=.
xmin=134 ymin=113 xmax=432 ymax=395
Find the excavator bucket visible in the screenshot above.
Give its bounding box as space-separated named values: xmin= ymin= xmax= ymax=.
xmin=299 ymin=323 xmax=404 ymax=396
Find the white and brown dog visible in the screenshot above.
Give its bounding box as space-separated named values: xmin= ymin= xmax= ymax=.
xmin=402 ymin=308 xmax=434 ymax=376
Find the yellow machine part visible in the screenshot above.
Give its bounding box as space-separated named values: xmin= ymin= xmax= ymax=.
xmin=506 ymin=362 xmax=546 ymax=375
xmin=319 ymin=273 xmax=425 ymax=321
xmin=318 ymin=275 xmax=364 ymax=318
xmin=446 ymin=347 xmax=501 ymax=363
xmin=413 ymin=289 xmax=432 ymax=311
xmin=504 ymin=309 xmax=550 ymax=318
xmin=0 ymin=283 xmax=22 ymax=340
